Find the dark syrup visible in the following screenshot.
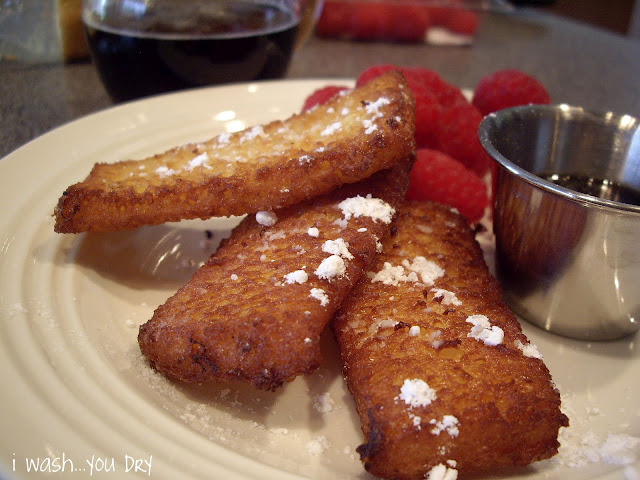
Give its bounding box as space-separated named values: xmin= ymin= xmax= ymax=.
xmin=541 ymin=173 xmax=640 ymax=206
xmin=84 ymin=1 xmax=299 ymax=102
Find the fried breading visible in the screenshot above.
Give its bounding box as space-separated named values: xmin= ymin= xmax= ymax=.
xmin=333 ymin=201 xmax=568 ymax=479
xmin=54 ymin=70 xmax=415 ymax=233
xmin=137 ymin=157 xmax=413 ymax=391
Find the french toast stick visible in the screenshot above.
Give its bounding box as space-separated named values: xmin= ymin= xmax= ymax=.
xmin=333 ymin=201 xmax=568 ymax=479
xmin=138 ymin=157 xmax=413 ymax=391
xmin=54 ymin=70 xmax=415 ymax=233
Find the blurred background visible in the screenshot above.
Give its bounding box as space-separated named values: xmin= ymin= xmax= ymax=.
xmin=512 ymin=0 xmax=639 ymax=37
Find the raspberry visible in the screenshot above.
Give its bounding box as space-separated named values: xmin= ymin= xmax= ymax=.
xmin=315 ymin=1 xmax=353 ymax=38
xmin=425 ymin=5 xmax=454 ymax=26
xmin=408 ymin=67 xmax=467 ymax=107
xmin=414 ymin=90 xmax=442 ymax=149
xmin=357 ymin=65 xmax=464 ymax=106
xmin=350 ymin=2 xmax=392 ymax=40
xmin=434 ymin=102 xmax=490 ymax=176
xmin=387 ymin=5 xmax=430 ymax=42
xmin=406 ymin=149 xmax=488 ymax=223
xmin=301 ymin=85 xmax=349 ymax=112
xmin=356 ymin=64 xmax=397 ymax=88
xmin=356 ymin=64 xmax=490 ymax=175
xmin=472 ymin=69 xmax=551 ymax=116
xmin=445 ymin=9 xmax=479 ymax=35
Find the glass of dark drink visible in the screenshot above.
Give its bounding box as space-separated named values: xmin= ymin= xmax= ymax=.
xmin=82 ymin=0 xmax=316 ymax=103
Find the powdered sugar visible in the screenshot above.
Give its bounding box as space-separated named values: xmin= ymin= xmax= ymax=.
xmin=371 ymin=256 xmax=444 ymax=287
xmin=156 ymin=166 xmax=178 ymax=177
xmin=514 ymin=338 xmax=543 ymax=359
xmin=284 ymin=270 xmax=308 ymax=284
xmin=397 ymin=378 xmax=437 ymax=408
xmin=426 ymin=463 xmax=458 ymax=480
xmin=431 ymin=288 xmax=462 ymax=306
xmin=240 ymin=125 xmax=265 ymax=142
xmin=255 ymin=211 xmax=278 ymax=227
xmin=403 ymin=257 xmax=445 ymax=286
xmin=430 ymin=415 xmax=460 ymax=437
xmin=315 ymin=255 xmax=346 ymax=280
xmin=466 ymin=315 xmax=504 ymax=346
xmin=187 ymin=152 xmax=210 ymax=170
xmin=364 ymin=96 xmax=391 ymax=114
xmin=309 ymin=288 xmax=329 ymax=306
xmin=313 ymin=392 xmax=336 ymax=413
xmin=321 ymin=238 xmax=353 ymax=260
xmin=338 ymin=194 xmax=395 ymax=224
xmin=371 ymin=262 xmax=415 ymax=286
xmin=306 ymin=435 xmax=331 ymax=455
xmin=552 ymin=392 xmax=640 ymax=469
xmin=321 ymin=122 xmax=342 ymax=136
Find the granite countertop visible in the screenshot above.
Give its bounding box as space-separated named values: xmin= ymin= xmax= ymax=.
xmin=1 ymin=7 xmax=639 ymax=159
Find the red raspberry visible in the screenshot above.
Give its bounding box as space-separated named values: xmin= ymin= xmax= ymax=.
xmin=356 ymin=64 xmax=490 ymax=175
xmin=425 ymin=5 xmax=453 ymax=26
xmin=414 ymin=90 xmax=442 ymax=149
xmin=472 ymin=69 xmax=551 ymax=116
xmin=350 ymin=2 xmax=392 ymax=40
xmin=408 ymin=67 xmax=467 ymax=107
xmin=357 ymin=65 xmax=464 ymax=107
xmin=434 ymin=102 xmax=490 ymax=176
xmin=406 ymin=149 xmax=488 ymax=223
xmin=315 ymin=0 xmax=353 ymax=38
xmin=445 ymin=9 xmax=479 ymax=35
xmin=301 ymin=85 xmax=349 ymax=112
xmin=387 ymin=4 xmax=430 ymax=42
xmin=355 ymin=64 xmax=397 ymax=88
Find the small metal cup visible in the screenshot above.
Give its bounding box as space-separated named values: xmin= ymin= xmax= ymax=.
xmin=479 ymin=104 xmax=640 ymax=341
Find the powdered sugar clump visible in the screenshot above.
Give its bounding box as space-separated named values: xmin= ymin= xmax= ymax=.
xmin=426 ymin=464 xmax=458 ymax=480
xmin=431 ymin=288 xmax=462 ymax=306
xmin=315 ymin=255 xmax=346 ymax=280
xmin=338 ymin=194 xmax=395 ymax=224
xmin=371 ymin=257 xmax=444 ymax=287
xmin=371 ymin=262 xmax=416 ymax=286
xmin=403 ymin=257 xmax=445 ymax=286
xmin=309 ymin=288 xmax=329 ymax=306
xmin=466 ymin=315 xmax=504 ymax=346
xmin=256 ymin=211 xmax=278 ymax=227
xmin=430 ymin=415 xmax=460 ymax=437
xmin=284 ymin=270 xmax=308 ymax=284
xmin=514 ymin=339 xmax=543 ymax=359
xmin=398 ymin=378 xmax=437 ymax=408
xmin=365 ymin=96 xmax=391 ymax=114
xmin=322 ymin=238 xmax=354 ymax=260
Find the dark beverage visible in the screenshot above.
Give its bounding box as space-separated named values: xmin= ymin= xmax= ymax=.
xmin=84 ymin=1 xmax=299 ymax=102
xmin=541 ymin=173 xmax=640 ymax=206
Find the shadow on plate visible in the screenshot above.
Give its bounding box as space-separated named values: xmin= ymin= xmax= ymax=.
xmin=69 ymin=219 xmax=237 ymax=290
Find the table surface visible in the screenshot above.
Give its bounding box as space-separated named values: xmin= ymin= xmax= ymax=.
xmin=1 ymin=7 xmax=639 ymax=160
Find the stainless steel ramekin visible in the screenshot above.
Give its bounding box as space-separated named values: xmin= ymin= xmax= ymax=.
xmin=479 ymin=104 xmax=640 ymax=340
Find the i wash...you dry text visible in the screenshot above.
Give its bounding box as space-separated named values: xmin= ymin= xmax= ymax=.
xmin=12 ymin=453 xmax=152 ymax=476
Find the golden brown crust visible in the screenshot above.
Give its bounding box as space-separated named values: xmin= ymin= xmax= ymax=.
xmin=137 ymin=157 xmax=413 ymax=391
xmin=54 ymin=70 xmax=415 ymax=233
xmin=333 ymin=201 xmax=568 ymax=479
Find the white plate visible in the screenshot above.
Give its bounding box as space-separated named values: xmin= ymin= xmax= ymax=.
xmin=0 ymin=80 xmax=638 ymax=480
